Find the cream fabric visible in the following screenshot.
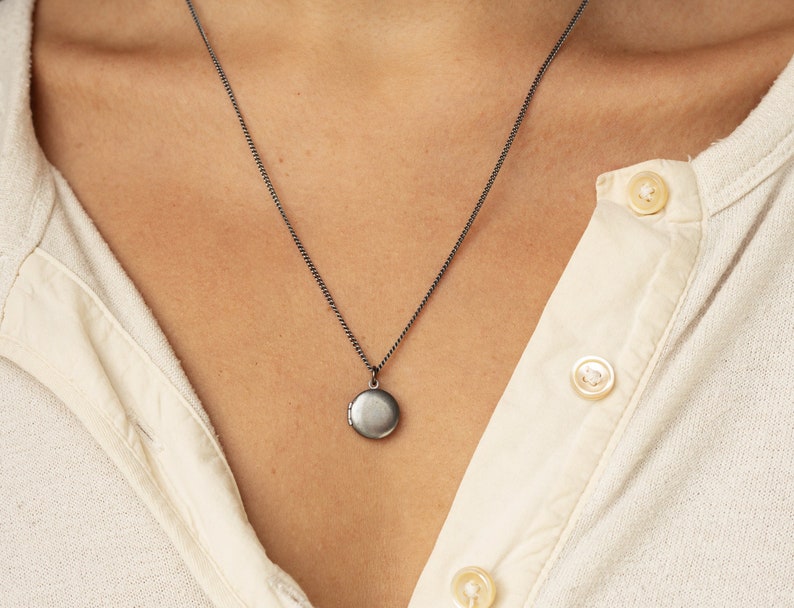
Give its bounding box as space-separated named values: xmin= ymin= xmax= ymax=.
xmin=1 ymin=0 xmax=793 ymax=605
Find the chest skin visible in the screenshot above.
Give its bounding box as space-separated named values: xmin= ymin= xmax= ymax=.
xmin=30 ymin=0 xmax=794 ymax=604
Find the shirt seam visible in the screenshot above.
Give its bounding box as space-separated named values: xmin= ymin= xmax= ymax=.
xmin=698 ymin=124 xmax=794 ymax=217
xmin=31 ymin=247 xmax=230 ymax=476
xmin=523 ymin=185 xmax=709 ymax=607
xmin=0 ymin=332 xmax=249 ymax=608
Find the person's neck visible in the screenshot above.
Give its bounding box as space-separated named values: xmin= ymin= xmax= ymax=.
xmin=194 ymin=0 xmax=567 ymax=63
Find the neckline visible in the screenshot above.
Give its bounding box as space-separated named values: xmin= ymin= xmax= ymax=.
xmin=1 ymin=2 xmax=793 ymax=606
xmin=691 ymin=53 xmax=794 ymax=216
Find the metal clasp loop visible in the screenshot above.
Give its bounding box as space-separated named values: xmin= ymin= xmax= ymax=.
xmin=368 ymin=369 xmax=379 ymax=390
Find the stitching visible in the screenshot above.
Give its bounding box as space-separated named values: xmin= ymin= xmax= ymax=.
xmin=723 ymin=125 xmax=793 ymax=199
xmin=0 ymin=333 xmax=249 ymax=608
xmin=30 ymin=247 xmax=237 ymax=486
xmin=522 ymin=187 xmax=707 ymax=606
xmin=703 ymin=124 xmax=794 ymax=217
xmin=0 ymin=170 xmax=53 ymax=326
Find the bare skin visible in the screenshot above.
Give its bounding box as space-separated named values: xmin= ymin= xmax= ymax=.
xmin=31 ymin=1 xmax=794 ymax=606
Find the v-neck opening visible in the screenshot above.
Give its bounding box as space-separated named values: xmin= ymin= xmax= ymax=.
xmin=2 ymin=0 xmax=793 ymax=604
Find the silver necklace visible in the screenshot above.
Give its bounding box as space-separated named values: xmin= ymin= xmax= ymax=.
xmin=185 ymin=0 xmax=590 ymax=439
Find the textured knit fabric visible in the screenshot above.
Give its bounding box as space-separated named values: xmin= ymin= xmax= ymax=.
xmin=0 ymin=358 xmax=216 ymax=607
xmin=1 ymin=0 xmax=793 ymax=606
xmin=533 ymin=77 xmax=794 ymax=607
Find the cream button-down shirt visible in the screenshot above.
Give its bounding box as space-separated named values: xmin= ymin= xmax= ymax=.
xmin=1 ymin=0 xmax=793 ymax=606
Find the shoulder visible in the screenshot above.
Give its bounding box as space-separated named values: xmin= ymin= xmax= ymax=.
xmin=0 ymin=0 xmax=55 ymax=306
xmin=0 ymin=0 xmax=32 ymax=36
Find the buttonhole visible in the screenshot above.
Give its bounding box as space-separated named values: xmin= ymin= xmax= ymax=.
xmin=128 ymin=413 xmax=164 ymax=453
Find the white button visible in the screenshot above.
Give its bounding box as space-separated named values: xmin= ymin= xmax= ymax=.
xmin=627 ymin=171 xmax=668 ymax=215
xmin=571 ymin=356 xmax=615 ymax=400
xmin=451 ymin=567 xmax=496 ymax=608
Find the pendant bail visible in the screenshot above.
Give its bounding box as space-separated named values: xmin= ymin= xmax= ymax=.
xmin=368 ymin=368 xmax=379 ymax=390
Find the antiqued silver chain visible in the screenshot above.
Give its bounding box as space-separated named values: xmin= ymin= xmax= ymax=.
xmin=184 ymin=0 xmax=590 ymax=378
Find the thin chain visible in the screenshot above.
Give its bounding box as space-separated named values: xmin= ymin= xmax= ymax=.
xmin=184 ymin=0 xmax=589 ymax=377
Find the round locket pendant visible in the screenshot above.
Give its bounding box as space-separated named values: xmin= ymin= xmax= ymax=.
xmin=347 ymin=388 xmax=400 ymax=439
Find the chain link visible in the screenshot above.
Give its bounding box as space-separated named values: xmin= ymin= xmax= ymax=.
xmin=184 ymin=0 xmax=590 ymax=378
